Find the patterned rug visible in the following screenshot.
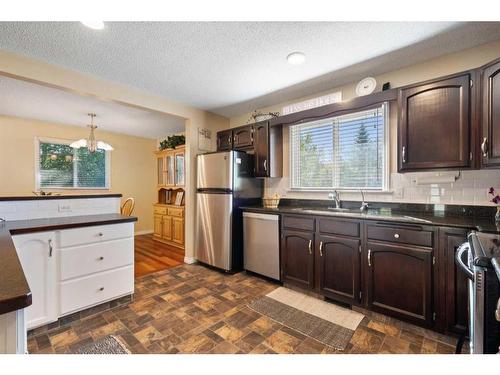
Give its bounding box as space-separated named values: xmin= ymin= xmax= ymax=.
xmin=74 ymin=335 xmax=131 ymax=354
xmin=248 ymin=287 xmax=364 ymax=350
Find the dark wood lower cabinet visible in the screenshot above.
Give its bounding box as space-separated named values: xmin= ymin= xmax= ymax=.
xmin=317 ymin=234 xmax=361 ymax=305
xmin=439 ymin=228 xmax=469 ymax=335
xmin=278 ymin=214 xmax=469 ymax=334
xmin=365 ymin=241 xmax=433 ymax=327
xmin=281 ymin=230 xmax=314 ymax=289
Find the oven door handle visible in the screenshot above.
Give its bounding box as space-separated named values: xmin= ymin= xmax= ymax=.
xmin=455 ymin=242 xmax=474 ymax=280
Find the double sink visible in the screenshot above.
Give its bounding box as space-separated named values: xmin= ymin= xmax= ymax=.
xmin=287 ymin=206 xmax=433 ymax=223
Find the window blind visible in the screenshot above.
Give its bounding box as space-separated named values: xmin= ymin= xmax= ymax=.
xmin=290 ymin=104 xmax=386 ymax=190
xmin=38 ymin=140 xmax=108 ymax=189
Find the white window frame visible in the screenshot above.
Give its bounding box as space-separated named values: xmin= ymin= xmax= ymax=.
xmin=289 ymin=102 xmax=390 ymax=192
xmin=35 ymin=137 xmax=111 ymax=190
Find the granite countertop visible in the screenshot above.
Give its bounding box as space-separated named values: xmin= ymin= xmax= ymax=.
xmin=0 ymin=214 xmax=137 ymax=315
xmin=240 ymin=205 xmax=500 ymax=234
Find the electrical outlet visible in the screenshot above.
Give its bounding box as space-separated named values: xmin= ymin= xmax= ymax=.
xmin=58 ymin=204 xmax=72 ymax=212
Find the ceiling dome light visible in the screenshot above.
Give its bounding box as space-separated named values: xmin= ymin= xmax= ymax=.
xmin=80 ymin=21 xmax=105 ymax=30
xmin=287 ymin=52 xmax=306 ymax=65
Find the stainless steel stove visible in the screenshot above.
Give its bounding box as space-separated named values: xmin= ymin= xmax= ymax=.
xmin=456 ymin=231 xmax=500 ymax=354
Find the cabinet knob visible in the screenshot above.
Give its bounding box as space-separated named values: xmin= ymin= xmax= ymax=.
xmin=98 ymin=256 xmax=104 ymax=261
xmin=98 ymin=232 xmax=103 ymax=237
xmin=394 ymin=233 xmax=400 ymax=239
xmin=99 ymin=287 xmax=104 ymax=291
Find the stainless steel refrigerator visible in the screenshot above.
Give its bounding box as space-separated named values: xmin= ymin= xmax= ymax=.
xmin=195 ymin=151 xmax=263 ymax=271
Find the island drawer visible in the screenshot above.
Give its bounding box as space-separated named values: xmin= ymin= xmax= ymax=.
xmin=282 ymin=215 xmax=315 ymax=232
xmin=318 ymin=218 xmax=360 ymax=237
xmin=366 ymin=222 xmax=434 ymax=248
xmin=59 ymin=238 xmax=134 ymax=281
xmin=57 ymin=222 xmax=134 ymax=248
xmin=60 ymin=265 xmax=134 ymax=315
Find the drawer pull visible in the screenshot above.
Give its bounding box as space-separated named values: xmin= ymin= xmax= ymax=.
xmin=98 ymin=233 xmax=104 ymax=237
xmin=368 ymin=249 xmax=372 ymax=267
xmin=99 ymin=287 xmax=104 ymax=291
xmin=98 ymin=256 xmax=104 ymax=261
xmin=394 ymin=233 xmax=400 ymax=239
xmin=319 ymin=241 xmax=323 ymax=257
xmin=308 ymin=239 xmax=312 ymax=255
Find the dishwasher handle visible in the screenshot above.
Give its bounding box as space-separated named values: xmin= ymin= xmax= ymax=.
xmin=243 ymin=212 xmax=279 ymax=221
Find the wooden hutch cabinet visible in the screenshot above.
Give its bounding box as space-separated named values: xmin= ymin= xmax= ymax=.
xmin=153 ymin=145 xmax=185 ymax=249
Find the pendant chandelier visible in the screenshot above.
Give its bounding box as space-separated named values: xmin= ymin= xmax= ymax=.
xmin=70 ymin=113 xmax=113 ymax=153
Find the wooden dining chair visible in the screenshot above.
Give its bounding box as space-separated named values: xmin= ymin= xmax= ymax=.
xmin=120 ymin=197 xmax=135 ymax=216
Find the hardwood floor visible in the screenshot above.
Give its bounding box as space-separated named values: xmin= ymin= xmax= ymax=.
xmin=134 ymin=234 xmax=184 ymax=277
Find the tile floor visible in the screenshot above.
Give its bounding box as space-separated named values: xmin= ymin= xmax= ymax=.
xmin=27 ymin=264 xmax=462 ymax=354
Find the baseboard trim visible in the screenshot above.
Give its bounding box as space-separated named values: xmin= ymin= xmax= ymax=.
xmin=184 ymin=256 xmax=197 ymax=264
xmin=134 ymin=230 xmax=154 ymax=236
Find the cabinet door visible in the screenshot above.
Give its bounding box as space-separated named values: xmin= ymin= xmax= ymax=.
xmin=281 ymin=230 xmax=314 ymax=289
xmin=398 ymin=74 xmax=471 ymax=171
xmin=162 ymin=215 xmax=172 ymax=241
xmin=156 ymin=156 xmax=165 ymax=186
xmin=233 ymin=125 xmax=254 ymax=150
xmin=166 ymin=154 xmax=175 ymax=186
xmin=175 ymin=152 xmax=185 ymax=186
xmin=481 ymin=58 xmax=500 ymax=167
xmin=12 ymin=232 xmax=57 ymax=329
xmin=365 ymin=241 xmax=433 ymax=327
xmin=318 ymin=234 xmax=361 ymax=305
xmin=172 ymin=217 xmax=184 ymax=245
xmin=217 ymin=130 xmax=233 ymax=151
xmin=153 ymin=215 xmax=163 ymax=238
xmin=439 ymin=228 xmax=468 ymax=334
xmin=254 ymin=121 xmax=269 ymax=177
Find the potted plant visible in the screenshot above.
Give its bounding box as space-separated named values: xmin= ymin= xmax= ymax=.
xmin=488 ymin=187 xmax=500 ymax=222
xmin=159 ymin=135 xmax=185 ymax=150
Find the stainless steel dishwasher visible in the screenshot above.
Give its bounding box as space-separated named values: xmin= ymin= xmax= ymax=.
xmin=243 ymin=212 xmax=280 ymax=281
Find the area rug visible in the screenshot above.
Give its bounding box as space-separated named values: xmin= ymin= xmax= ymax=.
xmin=74 ymin=335 xmax=131 ymax=354
xmin=248 ymin=287 xmax=364 ymax=350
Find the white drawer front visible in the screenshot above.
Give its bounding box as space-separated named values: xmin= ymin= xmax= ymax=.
xmin=58 ymin=222 xmax=134 ymax=248
xmin=60 ymin=238 xmax=134 ymax=281
xmin=60 ymin=266 xmax=134 ymax=315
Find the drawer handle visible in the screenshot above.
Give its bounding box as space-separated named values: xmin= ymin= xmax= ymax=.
xmin=98 ymin=256 xmax=104 ymax=261
xmin=48 ymin=239 xmax=53 ymax=257
xmin=481 ymin=137 xmax=488 ymax=157
xmin=368 ymin=249 xmax=372 ymax=267
xmin=308 ymin=239 xmax=312 ymax=255
xmin=99 ymin=287 xmax=104 ymax=291
xmin=394 ymin=233 xmax=400 ymax=239
xmin=319 ymin=241 xmax=323 ymax=257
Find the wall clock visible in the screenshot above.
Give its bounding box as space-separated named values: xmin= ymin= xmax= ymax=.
xmin=356 ymin=77 xmax=377 ymax=96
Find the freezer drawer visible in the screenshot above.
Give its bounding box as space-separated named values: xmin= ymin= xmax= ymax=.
xmin=195 ymin=192 xmax=233 ymax=270
xmin=243 ymin=212 xmax=280 ymax=280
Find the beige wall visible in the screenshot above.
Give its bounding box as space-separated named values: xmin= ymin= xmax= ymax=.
xmin=230 ymin=39 xmax=500 ymax=206
xmin=0 ymin=50 xmax=230 ymax=261
xmin=0 ymin=115 xmax=158 ymax=233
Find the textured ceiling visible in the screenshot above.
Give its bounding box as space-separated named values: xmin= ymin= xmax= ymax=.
xmin=0 ymin=75 xmax=185 ymax=139
xmin=1 ymin=22 xmax=500 ymax=118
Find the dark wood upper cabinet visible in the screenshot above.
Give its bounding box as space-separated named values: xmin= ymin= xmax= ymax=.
xmin=253 ymin=121 xmax=269 ymax=177
xmin=438 ymin=227 xmax=468 ymax=335
xmin=233 ymin=125 xmax=254 ymax=150
xmin=398 ymin=73 xmax=472 ymax=172
xmin=217 ymin=129 xmax=233 ymax=151
xmin=481 ymin=58 xmax=500 ymax=167
xmin=281 ymin=229 xmax=314 ymax=290
xmin=317 ymin=234 xmax=361 ymax=305
xmin=365 ymin=241 xmax=433 ymax=327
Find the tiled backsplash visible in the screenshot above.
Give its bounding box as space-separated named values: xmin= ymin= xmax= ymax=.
xmin=264 ymin=169 xmax=500 ymax=206
xmin=0 ymin=197 xmax=121 ymax=221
